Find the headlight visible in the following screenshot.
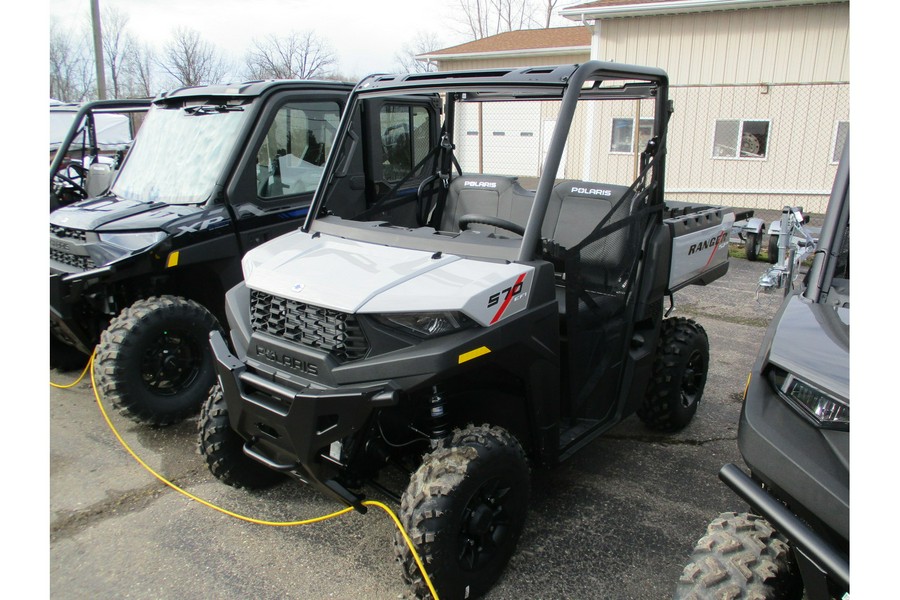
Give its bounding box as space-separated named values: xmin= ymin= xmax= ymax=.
xmin=97 ymin=231 xmax=167 ymax=251
xmin=770 ymin=368 xmax=849 ymax=430
xmin=374 ymin=312 xmax=475 ymax=338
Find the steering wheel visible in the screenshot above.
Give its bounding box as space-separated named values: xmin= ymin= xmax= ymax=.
xmin=53 ymin=172 xmax=88 ymax=199
xmin=459 ymin=214 xmax=525 ymax=237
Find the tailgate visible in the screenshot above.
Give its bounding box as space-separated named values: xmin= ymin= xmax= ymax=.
xmin=665 ymin=203 xmax=735 ymax=292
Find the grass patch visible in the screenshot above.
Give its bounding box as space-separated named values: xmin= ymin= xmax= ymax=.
xmin=728 ymin=243 xmax=772 ymax=262
xmin=728 ymin=242 xmax=812 ymax=266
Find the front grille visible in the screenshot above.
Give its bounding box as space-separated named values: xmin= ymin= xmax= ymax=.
xmin=50 ymin=225 xmax=87 ymax=241
xmin=250 ymin=290 xmax=369 ymax=362
xmin=50 ymin=248 xmax=95 ymax=271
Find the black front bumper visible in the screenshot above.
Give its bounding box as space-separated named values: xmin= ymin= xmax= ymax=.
xmin=209 ymin=331 xmax=398 ymax=508
xmin=50 ymin=267 xmax=114 ymax=354
xmin=719 ymin=463 xmax=849 ymax=594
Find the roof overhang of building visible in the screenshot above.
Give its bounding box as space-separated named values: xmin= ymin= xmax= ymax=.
xmin=417 ymin=45 xmax=591 ymax=63
xmin=561 ymin=0 xmax=846 ymax=22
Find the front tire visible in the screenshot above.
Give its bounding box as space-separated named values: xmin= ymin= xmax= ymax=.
xmin=198 ymin=382 xmax=283 ymax=489
xmin=674 ymin=512 xmax=802 ymax=600
xmin=637 ymin=317 xmax=709 ymax=432
xmin=93 ymin=295 xmax=222 ymax=426
xmin=394 ymin=424 xmax=530 ymax=600
xmin=745 ymin=232 xmax=761 ymax=262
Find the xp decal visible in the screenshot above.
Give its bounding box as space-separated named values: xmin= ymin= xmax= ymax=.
xmin=174 ymin=215 xmax=230 ymax=237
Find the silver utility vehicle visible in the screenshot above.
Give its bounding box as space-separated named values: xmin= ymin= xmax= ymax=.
xmin=199 ymin=62 xmax=740 ymax=600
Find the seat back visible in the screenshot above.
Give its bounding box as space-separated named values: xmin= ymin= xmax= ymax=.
xmin=544 ymin=180 xmax=638 ymax=292
xmin=86 ymin=162 xmax=115 ymax=197
xmin=439 ymin=175 xmax=534 ymax=235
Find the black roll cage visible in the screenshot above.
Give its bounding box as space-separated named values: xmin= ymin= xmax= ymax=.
xmin=49 ymin=99 xmax=153 ymax=182
xmin=304 ymin=61 xmax=669 ymax=262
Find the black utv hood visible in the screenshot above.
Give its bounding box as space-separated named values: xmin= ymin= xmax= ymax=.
xmin=49 ymin=194 xmax=204 ymax=232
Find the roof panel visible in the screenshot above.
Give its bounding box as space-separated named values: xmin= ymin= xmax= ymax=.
xmin=421 ymin=26 xmax=590 ymax=57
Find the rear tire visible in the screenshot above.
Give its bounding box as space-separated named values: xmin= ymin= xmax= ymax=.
xmin=674 ymin=512 xmax=802 ymax=600
xmin=93 ymin=295 xmax=222 ymax=426
xmin=198 ymin=382 xmax=283 ymax=489
xmin=745 ymin=232 xmax=761 ymax=262
xmin=394 ymin=424 xmax=530 ymax=600
xmin=767 ymin=234 xmax=779 ymax=264
xmin=637 ymin=317 xmax=709 ymax=432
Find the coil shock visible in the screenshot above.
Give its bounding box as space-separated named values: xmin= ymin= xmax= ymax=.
xmin=427 ymin=385 xmax=450 ymax=440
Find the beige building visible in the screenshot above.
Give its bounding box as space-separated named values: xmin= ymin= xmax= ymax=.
xmin=419 ymin=0 xmax=849 ymax=213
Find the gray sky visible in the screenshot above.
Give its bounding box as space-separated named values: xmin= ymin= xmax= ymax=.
xmin=48 ymin=0 xmax=576 ymax=79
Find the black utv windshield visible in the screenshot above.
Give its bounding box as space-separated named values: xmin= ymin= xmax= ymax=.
xmin=111 ymin=102 xmax=250 ymax=204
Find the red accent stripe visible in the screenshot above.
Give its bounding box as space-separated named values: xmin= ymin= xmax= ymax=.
xmin=490 ymin=273 xmax=527 ymax=325
xmin=703 ymin=230 xmax=728 ymax=270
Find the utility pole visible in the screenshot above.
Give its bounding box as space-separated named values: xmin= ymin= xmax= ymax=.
xmin=90 ymin=0 xmax=107 ymax=99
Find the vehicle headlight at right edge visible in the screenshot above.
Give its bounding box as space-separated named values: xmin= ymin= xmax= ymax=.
xmin=769 ymin=367 xmax=849 ymax=430
xmin=374 ymin=311 xmax=476 ymax=339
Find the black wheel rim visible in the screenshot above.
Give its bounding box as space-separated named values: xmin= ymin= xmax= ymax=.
xmin=457 ymin=477 xmax=513 ymax=571
xmin=140 ymin=329 xmax=202 ymax=396
xmin=680 ymin=349 xmax=706 ymax=408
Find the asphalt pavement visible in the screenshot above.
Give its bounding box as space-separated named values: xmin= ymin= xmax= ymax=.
xmin=48 ymin=255 xmax=786 ymax=600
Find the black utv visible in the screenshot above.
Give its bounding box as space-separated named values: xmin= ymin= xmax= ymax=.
xmin=198 ymin=62 xmax=742 ymax=600
xmin=50 ymin=81 xmax=353 ymax=423
xmin=50 ymin=80 xmax=438 ymax=426
xmin=674 ymin=145 xmax=849 ymax=600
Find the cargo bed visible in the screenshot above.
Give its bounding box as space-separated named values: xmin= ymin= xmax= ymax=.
xmin=664 ymin=200 xmax=736 ymax=292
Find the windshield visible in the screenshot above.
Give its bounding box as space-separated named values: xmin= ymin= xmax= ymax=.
xmin=111 ymin=103 xmax=249 ymax=204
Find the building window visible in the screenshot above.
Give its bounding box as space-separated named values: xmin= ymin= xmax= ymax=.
xmin=712 ymin=119 xmax=770 ymax=159
xmin=831 ymin=121 xmax=849 ymax=164
xmin=610 ymin=117 xmax=654 ymax=153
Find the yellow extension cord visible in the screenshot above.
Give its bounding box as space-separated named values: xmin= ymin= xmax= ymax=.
xmin=51 ymin=354 xmax=440 ymax=600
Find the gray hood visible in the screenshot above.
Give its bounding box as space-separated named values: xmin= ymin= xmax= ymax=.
xmin=768 ymin=294 xmax=849 ymax=402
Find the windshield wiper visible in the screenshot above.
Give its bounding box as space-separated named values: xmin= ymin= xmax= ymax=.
xmin=183 ymin=105 xmax=244 ymax=115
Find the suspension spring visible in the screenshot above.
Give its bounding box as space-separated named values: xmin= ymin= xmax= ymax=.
xmin=427 ymin=386 xmax=450 ymax=440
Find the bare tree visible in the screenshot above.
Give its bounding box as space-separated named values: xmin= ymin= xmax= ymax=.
xmin=455 ymin=0 xmax=537 ymax=40
xmin=496 ymin=0 xmax=534 ymax=32
xmin=541 ymin=0 xmax=560 ymax=29
xmin=321 ymin=71 xmax=363 ymax=83
xmin=395 ymin=32 xmax=443 ymax=73
xmin=159 ymin=27 xmax=229 ymax=87
xmin=126 ymin=41 xmax=158 ymax=98
xmin=50 ymin=17 xmax=94 ymax=102
xmin=101 ymin=5 xmax=133 ymax=98
xmin=244 ymin=31 xmax=336 ymax=80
